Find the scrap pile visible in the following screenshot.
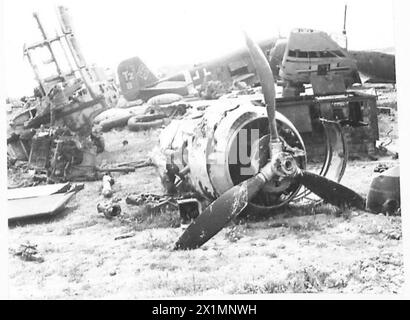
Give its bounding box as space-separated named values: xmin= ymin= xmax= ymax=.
xmin=7 ymin=6 xmax=117 ymax=187
xmin=10 ymin=242 xmax=44 ymax=263
xmin=8 ymin=122 xmax=106 ymax=187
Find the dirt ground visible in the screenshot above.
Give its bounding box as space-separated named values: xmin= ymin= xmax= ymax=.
xmin=8 ymin=90 xmax=403 ymax=299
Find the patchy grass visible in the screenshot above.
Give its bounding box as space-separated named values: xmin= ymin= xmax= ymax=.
xmin=287 ymin=267 xmax=330 ymax=293
xmin=288 ymin=218 xmax=323 ymax=233
xmin=142 ymin=231 xmax=175 ymax=251
xmin=224 ymin=225 xmax=248 ymax=243
xmin=312 ymin=203 xmax=343 ymax=217
xmin=122 ymin=206 xmax=181 ymax=232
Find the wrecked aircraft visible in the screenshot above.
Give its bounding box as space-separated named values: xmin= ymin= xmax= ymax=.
xmin=269 ymin=28 xmax=362 ymax=96
xmin=163 ymin=32 xmax=367 ymax=250
xmin=349 ymin=50 xmax=396 ymax=84
xmin=7 ymin=6 xmax=119 ymax=183
xmin=158 ymin=32 xmax=398 ymax=250
xmin=117 ymin=37 xmax=276 ymax=103
xmin=118 ymin=25 xmax=395 ymax=105
xmin=269 ymin=30 xmax=396 ymax=90
xmin=117 ymin=27 xmax=380 ymax=159
xmin=118 ymin=57 xmax=191 ymax=102
xmin=6 ymin=5 xmax=398 ymax=233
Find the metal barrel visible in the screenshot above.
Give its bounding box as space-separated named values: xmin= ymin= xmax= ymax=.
xmin=366 ymin=165 xmax=400 ymax=214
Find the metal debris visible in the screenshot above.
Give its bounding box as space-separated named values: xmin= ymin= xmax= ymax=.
xmin=7 ymin=6 xmax=117 ymax=185
xmin=114 ymin=232 xmax=136 ymax=241
xmin=125 ymin=192 xmax=203 ymax=223
xmin=367 ymin=165 xmax=400 ymax=214
xmin=8 ymin=183 xmax=83 ymax=222
xmin=101 ymin=173 xmax=114 ymax=198
xmin=97 ymin=201 xmax=122 ymax=219
xmin=374 ymin=163 xmax=390 ymax=173
xmin=125 ymin=193 xmax=172 ymax=207
xmin=11 ymin=242 xmax=44 ymax=263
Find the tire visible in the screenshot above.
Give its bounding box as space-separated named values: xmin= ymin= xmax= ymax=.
xmin=94 ymin=106 xmax=147 ymax=129
xmin=99 ymin=115 xmax=134 ymax=132
xmin=94 ymin=108 xmax=130 ymax=124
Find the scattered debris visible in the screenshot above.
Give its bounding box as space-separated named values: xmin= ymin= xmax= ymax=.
xmin=125 ymin=193 xmax=175 ymax=209
xmin=11 ymin=242 xmax=44 ymax=263
xmin=98 ymin=166 xmax=135 ymax=173
xmin=7 ymin=5 xmax=119 ymax=185
xmin=8 ymin=183 xmax=83 ymax=222
xmin=97 ymin=200 xmax=122 ymax=219
xmin=127 ymin=116 xmax=168 ymax=132
xmin=125 ymin=192 xmax=204 ymax=224
xmin=114 ymin=232 xmax=136 ymax=240
xmin=177 ymin=198 xmax=201 ymax=224
xmin=224 ymin=225 xmax=247 ymax=243
xmin=101 ymin=173 xmax=114 ymax=198
xmin=374 ymin=163 xmax=390 ymax=173
xmin=384 ymin=227 xmax=402 ymax=240
xmin=97 ymin=159 xmax=154 ymax=174
xmin=117 ymin=158 xmax=154 ymax=169
xmin=377 ymin=106 xmax=392 ymax=115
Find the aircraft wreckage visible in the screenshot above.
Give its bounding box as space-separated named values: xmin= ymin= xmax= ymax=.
xmin=7 ymin=6 xmax=119 ymax=184
xmin=6 ymin=7 xmax=399 ymax=238
xmin=153 ymin=32 xmax=397 ymax=250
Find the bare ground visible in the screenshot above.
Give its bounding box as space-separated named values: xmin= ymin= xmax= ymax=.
xmin=8 ymin=104 xmax=403 ymax=299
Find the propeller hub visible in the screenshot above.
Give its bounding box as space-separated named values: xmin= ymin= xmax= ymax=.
xmin=259 ymin=151 xmax=299 ymax=181
xmin=273 ymin=152 xmax=299 ymax=177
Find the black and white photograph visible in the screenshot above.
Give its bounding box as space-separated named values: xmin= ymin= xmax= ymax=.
xmin=0 ymin=0 xmax=408 ymax=300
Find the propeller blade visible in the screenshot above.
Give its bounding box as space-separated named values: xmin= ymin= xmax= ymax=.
xmin=244 ymin=31 xmax=279 ymax=143
xmin=175 ymin=173 xmax=267 ymax=250
xmin=299 ymin=170 xmax=365 ymax=209
xmin=174 ymin=32 xmax=282 ymax=250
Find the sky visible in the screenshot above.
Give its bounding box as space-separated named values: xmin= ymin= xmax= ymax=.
xmin=2 ymin=0 xmax=396 ymax=97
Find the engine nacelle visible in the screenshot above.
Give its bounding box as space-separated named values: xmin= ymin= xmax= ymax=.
xmin=157 ymin=99 xmax=307 ymax=211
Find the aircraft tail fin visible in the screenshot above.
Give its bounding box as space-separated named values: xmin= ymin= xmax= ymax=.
xmin=117 ymin=57 xmax=158 ymax=102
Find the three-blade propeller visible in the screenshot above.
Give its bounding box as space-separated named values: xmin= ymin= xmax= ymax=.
xmin=174 ymin=32 xmax=365 ymax=250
